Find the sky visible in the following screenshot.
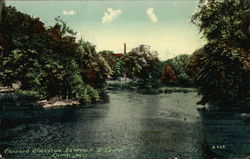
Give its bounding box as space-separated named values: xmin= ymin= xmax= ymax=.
xmin=6 ymin=0 xmax=206 ymax=60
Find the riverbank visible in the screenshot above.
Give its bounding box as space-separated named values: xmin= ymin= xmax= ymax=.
xmin=1 ymin=82 xmax=196 ymax=108
xmin=0 ymin=92 xmax=80 ymax=109
xmin=106 ymin=80 xmax=197 ymax=94
xmin=0 ymin=88 xmax=110 ymax=109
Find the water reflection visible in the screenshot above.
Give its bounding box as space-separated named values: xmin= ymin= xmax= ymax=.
xmin=0 ymin=91 xmax=249 ymax=159
xmin=135 ymin=93 xmax=204 ymax=159
xmin=0 ymin=100 xmax=88 ymax=158
xmin=200 ymin=108 xmax=250 ymax=159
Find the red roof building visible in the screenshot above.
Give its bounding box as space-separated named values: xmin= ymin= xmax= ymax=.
xmin=111 ymin=43 xmax=127 ymax=58
xmin=111 ymin=53 xmax=123 ymax=58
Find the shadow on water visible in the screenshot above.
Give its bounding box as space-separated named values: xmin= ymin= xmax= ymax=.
xmin=0 ymin=98 xmax=107 ymax=158
xmin=200 ymin=107 xmax=250 ymax=159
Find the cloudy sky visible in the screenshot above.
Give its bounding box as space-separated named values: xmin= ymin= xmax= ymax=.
xmin=6 ymin=0 xmax=206 ymax=60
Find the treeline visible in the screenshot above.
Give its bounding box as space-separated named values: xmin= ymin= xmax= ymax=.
xmin=101 ymin=47 xmax=193 ymax=91
xmin=101 ymin=45 xmax=162 ymax=91
xmin=102 ymin=0 xmax=250 ymax=110
xmin=0 ymin=4 xmax=192 ymax=103
xmin=1 ymin=0 xmax=249 ymax=110
xmin=0 ymin=5 xmax=112 ymax=103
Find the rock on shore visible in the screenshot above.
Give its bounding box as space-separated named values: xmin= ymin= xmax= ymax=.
xmin=0 ymin=86 xmax=15 ymax=93
xmin=36 ymin=97 xmax=80 ymax=109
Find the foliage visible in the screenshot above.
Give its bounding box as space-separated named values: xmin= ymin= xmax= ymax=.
xmin=99 ymin=50 xmax=125 ymax=78
xmin=121 ymin=45 xmax=163 ymax=90
xmin=78 ymin=41 xmax=112 ymax=88
xmin=186 ymin=41 xmax=250 ymax=106
xmin=192 ymin=0 xmax=250 ymax=50
xmin=98 ymin=50 xmax=115 ymax=66
xmin=112 ymin=59 xmax=126 ymax=78
xmin=101 ymin=45 xmax=163 ymax=92
xmin=186 ymin=0 xmax=250 ymax=108
xmin=0 ymin=5 xmax=111 ymax=103
xmin=64 ymin=59 xmax=100 ymax=103
xmin=161 ymin=54 xmax=193 ymax=86
xmin=160 ymin=65 xmax=177 ymax=84
xmin=122 ymin=45 xmax=160 ymax=79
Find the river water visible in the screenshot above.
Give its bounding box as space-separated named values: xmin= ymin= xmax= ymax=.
xmin=0 ymin=91 xmax=250 ymax=159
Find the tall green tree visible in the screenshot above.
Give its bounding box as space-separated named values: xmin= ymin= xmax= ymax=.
xmin=122 ymin=45 xmax=159 ymax=79
xmin=122 ymin=45 xmax=162 ymax=89
xmin=186 ymin=0 xmax=250 ymax=108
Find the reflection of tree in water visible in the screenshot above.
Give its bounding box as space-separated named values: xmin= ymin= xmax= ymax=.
xmin=135 ymin=94 xmax=204 ymax=159
xmin=0 ymin=99 xmax=82 ymax=157
xmin=99 ymin=90 xmax=110 ymax=103
xmin=200 ymin=108 xmax=250 ymax=159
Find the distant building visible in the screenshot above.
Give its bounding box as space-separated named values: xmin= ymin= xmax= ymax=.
xmin=111 ymin=53 xmax=123 ymax=58
xmin=111 ymin=43 xmax=127 ymax=58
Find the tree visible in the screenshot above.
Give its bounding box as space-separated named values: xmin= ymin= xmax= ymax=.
xmin=160 ymin=65 xmax=177 ymax=84
xmin=78 ymin=41 xmax=112 ymax=88
xmin=99 ymin=50 xmax=124 ymax=79
xmin=162 ymin=54 xmax=193 ymax=86
xmin=191 ymin=0 xmax=250 ymax=50
xmin=122 ymin=45 xmax=162 ymax=90
xmin=186 ymin=0 xmax=250 ymax=108
xmin=0 ymin=5 xmax=111 ymax=102
xmin=122 ymin=45 xmax=159 ymax=79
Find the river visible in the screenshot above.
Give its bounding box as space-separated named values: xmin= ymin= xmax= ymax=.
xmin=0 ymin=91 xmax=249 ymax=159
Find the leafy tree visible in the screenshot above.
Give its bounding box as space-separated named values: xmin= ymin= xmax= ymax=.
xmin=99 ymin=50 xmax=125 ymax=78
xmin=186 ymin=0 xmax=250 ymax=108
xmin=0 ymin=5 xmax=111 ymax=102
xmin=99 ymin=50 xmax=115 ymax=66
xmin=192 ymin=0 xmax=250 ymax=50
xmin=162 ymin=54 xmax=193 ymax=86
xmin=160 ymin=65 xmax=177 ymax=85
xmin=78 ymin=41 xmax=112 ymax=88
xmin=64 ymin=59 xmax=100 ymax=103
xmin=122 ymin=45 xmax=162 ymax=90
xmin=122 ymin=45 xmax=159 ymax=79
xmin=112 ymin=59 xmax=126 ymax=78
